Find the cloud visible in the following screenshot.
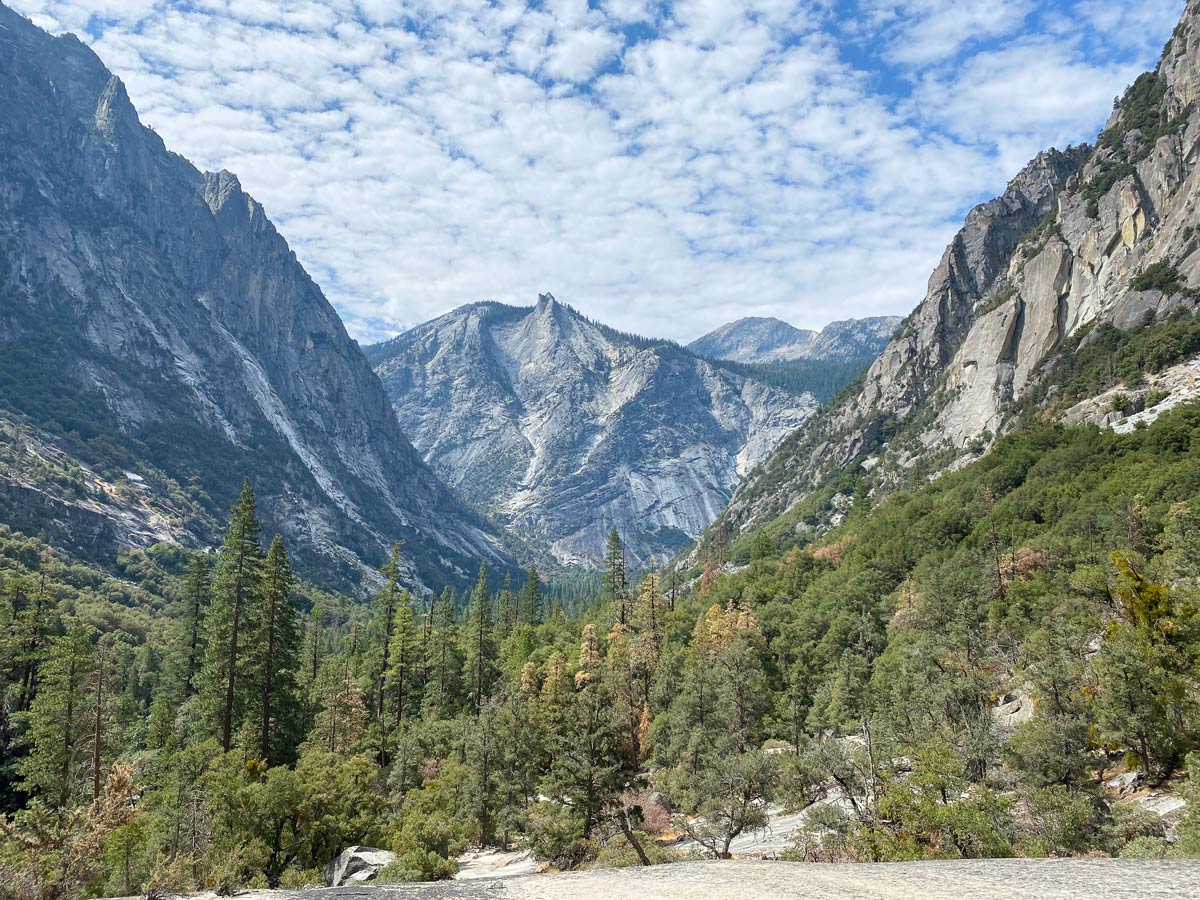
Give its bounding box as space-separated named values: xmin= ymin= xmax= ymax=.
xmin=6 ymin=0 xmax=1181 ymax=343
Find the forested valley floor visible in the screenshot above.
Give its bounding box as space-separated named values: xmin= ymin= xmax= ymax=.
xmin=4 ymin=404 xmax=1200 ymax=898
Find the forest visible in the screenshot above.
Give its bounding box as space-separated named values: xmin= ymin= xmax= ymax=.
xmin=3 ymin=403 xmax=1200 ymax=898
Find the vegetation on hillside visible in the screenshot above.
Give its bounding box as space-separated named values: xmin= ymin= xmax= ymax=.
xmin=3 ymin=405 xmax=1200 ymax=896
xmin=703 ymin=355 xmax=878 ymax=402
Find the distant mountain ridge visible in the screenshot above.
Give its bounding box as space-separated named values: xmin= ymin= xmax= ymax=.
xmin=688 ymin=315 xmax=901 ymax=364
xmin=367 ymin=295 xmax=818 ymax=567
xmin=0 ymin=2 xmax=512 ymax=589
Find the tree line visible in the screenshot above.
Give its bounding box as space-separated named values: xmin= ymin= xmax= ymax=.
xmin=4 ymin=407 xmax=1200 ymax=897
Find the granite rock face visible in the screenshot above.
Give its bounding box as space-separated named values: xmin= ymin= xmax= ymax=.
xmin=324 ymin=846 xmax=397 ymax=887
xmin=369 ymin=297 xmax=817 ymax=567
xmin=712 ymin=0 xmax=1200 ymax=542
xmin=0 ymin=4 xmax=511 ymax=589
xmin=688 ymin=316 xmax=901 ymax=364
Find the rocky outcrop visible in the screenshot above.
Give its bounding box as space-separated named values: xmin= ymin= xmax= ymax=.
xmin=324 ymin=846 xmax=396 ymax=887
xmin=0 ymin=3 xmax=512 ymax=589
xmin=709 ymin=0 xmax=1200 ymax=544
xmin=369 ymin=297 xmax=817 ymax=567
xmin=689 ymin=316 xmax=901 ymax=364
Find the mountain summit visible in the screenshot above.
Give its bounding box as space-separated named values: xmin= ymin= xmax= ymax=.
xmin=367 ymin=296 xmax=817 ymax=567
xmin=0 ymin=3 xmax=511 ymax=588
xmin=688 ymin=315 xmax=901 ymax=364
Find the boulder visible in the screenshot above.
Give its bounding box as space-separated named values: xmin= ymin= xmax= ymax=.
xmin=324 ymin=845 xmax=396 ymax=887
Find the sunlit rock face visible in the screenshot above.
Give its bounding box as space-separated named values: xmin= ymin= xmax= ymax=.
xmin=369 ymin=296 xmax=817 ymax=568
xmin=709 ymin=1 xmax=1200 ymax=544
xmin=0 ymin=4 xmax=512 ymax=590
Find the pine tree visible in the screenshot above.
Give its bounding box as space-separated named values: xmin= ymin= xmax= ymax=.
xmin=385 ymin=589 xmax=420 ymax=728
xmin=180 ymin=553 xmax=211 ymax=699
xmin=496 ymin=573 xmax=517 ymax=637
xmin=423 ymin=588 xmax=461 ymax=718
xmin=310 ymin=657 xmax=367 ymax=755
xmin=603 ymin=527 xmax=628 ymax=625
xmin=463 ymin=564 xmax=497 ymax=712
xmin=13 ymin=568 xmax=53 ymax=713
xmin=82 ymin=636 xmax=119 ymax=803
xmin=197 ymin=479 xmax=264 ymax=752
xmin=519 ymin=566 xmax=542 ymax=626
xmin=19 ymin=620 xmax=95 ymax=805
xmin=255 ymin=535 xmax=301 ymax=764
xmin=375 ymin=542 xmax=404 ymax=724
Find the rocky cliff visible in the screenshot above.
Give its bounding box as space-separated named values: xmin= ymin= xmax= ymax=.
xmin=688 ymin=316 xmax=901 ymax=364
xmin=711 ymin=0 xmax=1200 ymax=544
xmin=0 ymin=3 xmax=512 ymax=589
xmin=368 ymin=296 xmax=817 ymax=567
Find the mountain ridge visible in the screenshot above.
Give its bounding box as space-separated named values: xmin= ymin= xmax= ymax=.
xmin=688 ymin=314 xmax=901 ymax=364
xmin=0 ymin=2 xmax=513 ymax=590
xmin=700 ymin=0 xmax=1200 ymax=553
xmin=368 ymin=293 xmax=818 ymax=567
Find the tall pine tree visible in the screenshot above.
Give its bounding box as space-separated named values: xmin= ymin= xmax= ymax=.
xmin=385 ymin=589 xmax=420 ymax=729
xmin=463 ymin=564 xmax=497 ymax=713
xmin=198 ymin=479 xmax=264 ymax=751
xmin=180 ymin=552 xmax=211 ymax=699
xmin=603 ymin=527 xmax=628 ymax=625
xmin=255 ymin=535 xmax=301 ymax=764
xmin=520 ymin=566 xmax=542 ymax=626
xmin=19 ymin=620 xmax=95 ymax=805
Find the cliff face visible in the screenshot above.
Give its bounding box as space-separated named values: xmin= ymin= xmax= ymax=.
xmin=369 ymin=297 xmax=817 ymax=567
xmin=714 ymin=1 xmax=1200 ymax=542
xmin=689 ymin=316 xmax=901 ymax=364
xmin=0 ymin=3 xmax=512 ymax=589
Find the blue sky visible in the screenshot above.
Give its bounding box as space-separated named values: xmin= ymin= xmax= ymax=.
xmin=12 ymin=0 xmax=1183 ymax=343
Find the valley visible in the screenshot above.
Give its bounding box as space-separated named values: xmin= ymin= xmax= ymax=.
xmin=3 ymin=0 xmax=1200 ymax=898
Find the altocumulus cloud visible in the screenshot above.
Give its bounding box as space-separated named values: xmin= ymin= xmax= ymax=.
xmin=9 ymin=0 xmax=1181 ymax=342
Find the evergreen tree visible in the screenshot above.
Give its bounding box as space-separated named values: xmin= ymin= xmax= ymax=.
xmin=385 ymin=589 xmax=420 ymax=728
xmin=82 ymin=635 xmax=120 ymax=803
xmin=255 ymin=535 xmax=301 ymax=765
xmin=375 ymin=542 xmax=404 ymax=723
xmin=496 ymin=573 xmax=517 ymax=637
xmin=180 ymin=553 xmax=211 ymax=699
xmin=463 ymin=564 xmax=497 ymax=713
xmin=197 ymin=479 xmax=264 ymax=751
xmin=603 ymin=527 xmax=628 ymax=625
xmin=423 ymin=588 xmax=461 ymax=718
xmin=19 ymin=620 xmax=95 ymax=805
xmin=520 ymin=566 xmax=543 ymax=626
xmin=13 ymin=568 xmax=53 ymax=713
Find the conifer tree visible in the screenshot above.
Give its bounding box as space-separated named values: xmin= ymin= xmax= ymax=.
xmin=198 ymin=479 xmax=264 ymax=751
xmin=255 ymin=535 xmax=301 ymax=764
xmin=19 ymin=620 xmax=95 ymax=805
xmin=180 ymin=553 xmax=211 ymax=699
xmin=463 ymin=564 xmax=497 ymax=712
xmin=603 ymin=527 xmax=628 ymax=625
xmin=375 ymin=542 xmax=404 ymax=722
xmin=496 ymin=573 xmax=517 ymax=637
xmin=423 ymin=588 xmax=461 ymax=718
xmin=13 ymin=569 xmax=52 ymax=712
xmin=82 ymin=635 xmax=119 ymax=803
xmin=310 ymin=657 xmax=367 ymax=755
xmin=385 ymin=589 xmax=420 ymax=728
xmin=520 ymin=566 xmax=542 ymax=626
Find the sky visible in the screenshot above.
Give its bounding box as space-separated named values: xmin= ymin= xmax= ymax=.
xmin=11 ymin=0 xmax=1183 ymax=344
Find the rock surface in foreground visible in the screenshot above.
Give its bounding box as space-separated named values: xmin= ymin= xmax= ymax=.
xmin=208 ymin=858 xmax=1199 ymax=900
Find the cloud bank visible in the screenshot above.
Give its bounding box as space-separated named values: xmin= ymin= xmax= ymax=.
xmin=10 ymin=0 xmax=1180 ymax=342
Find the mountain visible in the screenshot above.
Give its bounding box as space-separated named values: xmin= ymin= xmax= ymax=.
xmin=367 ymin=296 xmax=817 ymax=567
xmin=688 ymin=315 xmax=901 ymax=364
xmin=705 ymin=2 xmax=1200 ymax=546
xmin=0 ymin=3 xmax=512 ymax=590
